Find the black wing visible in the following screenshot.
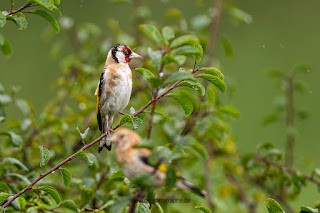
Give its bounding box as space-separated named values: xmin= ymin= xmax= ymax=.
xmin=97 ymin=70 xmax=105 ymax=132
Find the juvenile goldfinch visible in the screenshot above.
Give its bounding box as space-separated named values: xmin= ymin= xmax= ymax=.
xmin=95 ymin=44 xmax=142 ymax=152
xmin=109 ymin=128 xmax=207 ymax=197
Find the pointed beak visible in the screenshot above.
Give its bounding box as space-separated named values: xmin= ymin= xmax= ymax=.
xmin=108 ymin=135 xmax=118 ymax=143
xmin=129 ymin=52 xmax=143 ymax=59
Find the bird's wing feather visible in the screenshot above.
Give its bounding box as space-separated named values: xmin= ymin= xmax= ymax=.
xmin=96 ymin=70 xmax=105 ymax=132
xmin=137 ymin=148 xmax=167 ymax=173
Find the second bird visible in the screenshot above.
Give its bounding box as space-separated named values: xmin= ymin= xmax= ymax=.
xmin=95 ymin=44 xmax=143 ymax=152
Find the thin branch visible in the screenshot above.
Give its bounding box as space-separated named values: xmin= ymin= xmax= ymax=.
xmin=255 ymin=155 xmax=320 ymax=188
xmin=5 ymin=3 xmax=34 ymax=17
xmin=10 ymin=0 xmax=14 ymax=12
xmin=204 ymin=144 xmax=215 ymax=211
xmin=206 ymin=0 xmax=223 ymax=66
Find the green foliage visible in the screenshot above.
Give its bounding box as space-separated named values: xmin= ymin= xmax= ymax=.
xmin=75 ymin=151 xmax=95 ymax=167
xmin=0 ymin=131 xmax=23 ymax=146
xmin=39 ymin=185 xmax=61 ymax=204
xmin=59 ymin=168 xmax=72 ymax=187
xmin=59 ymin=200 xmax=78 ymax=212
xmin=39 ymin=145 xmax=50 ymax=167
xmin=167 ymin=93 xmax=193 ymax=117
xmin=195 ymin=205 xmax=212 ymax=213
xmin=139 ymin=24 xmax=163 ymax=45
xmin=135 ymin=68 xmax=161 ymax=88
xmin=164 ymin=165 xmax=177 ymax=189
xmin=32 ymin=9 xmax=59 ymax=32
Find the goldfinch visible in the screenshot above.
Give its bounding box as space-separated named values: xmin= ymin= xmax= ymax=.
xmin=95 ymin=44 xmax=142 ymax=152
xmin=109 ymin=128 xmax=206 ymax=197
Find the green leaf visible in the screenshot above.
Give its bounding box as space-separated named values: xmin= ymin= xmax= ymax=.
xmin=300 ymin=206 xmax=318 ymax=213
xmin=3 ymin=157 xmax=29 ymax=172
xmin=162 ymin=54 xmax=178 ymax=64
xmin=59 ymin=200 xmax=78 ymax=212
xmin=27 ymin=0 xmax=55 ymax=11
xmin=178 ymin=81 xmax=205 ymax=96
xmin=26 ymin=207 xmax=37 ymax=213
xmin=60 ymin=168 xmax=72 ymax=187
xmin=228 ymin=7 xmax=252 ymax=24
xmin=164 ymin=68 xmax=194 ymax=85
xmin=170 ymin=34 xmax=200 ymax=49
xmin=154 ymin=203 xmax=164 ymax=213
xmin=171 ymin=45 xmax=203 ymax=63
xmin=197 ymin=74 xmax=226 ymax=92
xmin=0 ymin=192 xmax=9 ymax=205
xmin=189 ymin=140 xmax=208 ymax=159
xmin=265 ymin=198 xmax=284 ymax=213
xmin=195 ymin=205 xmax=212 ymax=213
xmin=81 ymin=187 xmax=94 ymax=207
xmin=39 ymin=145 xmax=50 ymax=167
xmin=32 ymin=10 xmax=59 ymax=32
xmin=162 ymin=26 xmax=175 ymax=45
xmin=139 ymin=24 xmax=163 ymax=45
xmin=167 ymin=93 xmax=193 ymax=117
xmin=15 ymin=99 xmax=31 ymax=116
xmin=0 ymin=37 xmax=12 ymax=55
xmin=6 ymin=12 xmax=27 ymax=30
xmin=109 ymin=169 xmax=125 ymax=179
xmin=135 ymin=68 xmax=161 ymax=88
xmin=75 ymin=150 xmax=95 ymax=167
xmin=6 ymin=173 xmax=31 ymax=184
xmin=0 ymin=131 xmax=23 ymax=146
xmin=221 ymin=37 xmax=234 ymax=58
xmin=0 ymin=116 xmax=5 ymax=123
xmin=53 ymin=0 xmax=60 ymax=5
xmin=201 ymin=67 xmax=224 ymax=80
xmin=39 ymin=185 xmax=61 ymax=204
xmin=0 ymin=12 xmax=6 ymax=28
xmin=133 ymin=117 xmax=143 ymax=129
xmin=0 ymin=183 xmax=9 ymax=193
xmin=136 ymin=202 xmax=151 ymax=213
xmin=217 ymin=105 xmax=240 ymax=118
xmin=17 ymin=197 xmax=26 ymax=210
xmin=165 ymin=165 xmax=177 ymax=189
xmin=120 ymin=114 xmax=134 ymax=126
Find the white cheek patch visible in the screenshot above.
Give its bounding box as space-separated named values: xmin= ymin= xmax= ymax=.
xmin=116 ymin=51 xmax=126 ymax=64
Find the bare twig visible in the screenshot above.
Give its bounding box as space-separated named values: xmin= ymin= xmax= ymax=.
xmin=206 ymin=0 xmax=223 ymax=66
xmin=255 ymin=155 xmax=320 ymax=188
xmin=5 ymin=3 xmax=34 ymax=17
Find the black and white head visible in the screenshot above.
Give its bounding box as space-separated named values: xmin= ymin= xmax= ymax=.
xmin=109 ymin=44 xmax=143 ymax=64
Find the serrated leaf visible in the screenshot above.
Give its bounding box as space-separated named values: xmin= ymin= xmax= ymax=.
xmin=135 ymin=68 xmax=161 ymax=88
xmin=133 ymin=117 xmax=143 ymax=129
xmin=164 ymin=68 xmax=194 ymax=85
xmin=136 ymin=202 xmax=151 ymax=213
xmin=59 ymin=200 xmax=78 ymax=212
xmin=3 ymin=157 xmax=29 ymax=172
xmin=32 ymin=10 xmax=59 ymax=32
xmin=0 ymin=192 xmax=9 ymax=205
xmin=165 ymin=165 xmax=177 ymax=189
xmin=265 ymin=198 xmax=284 ymax=213
xmin=201 ymin=67 xmax=224 ymax=80
xmin=39 ymin=185 xmax=60 ymax=204
xmin=0 ymin=12 xmax=6 ymax=28
xmin=27 ymin=0 xmax=54 ymax=11
xmin=39 ymin=145 xmax=50 ymax=167
xmin=17 ymin=197 xmax=26 ymax=210
xmin=6 ymin=12 xmax=27 ymax=30
xmin=81 ymin=187 xmax=94 ymax=207
xmin=60 ymin=168 xmax=72 ymax=187
xmin=178 ymin=80 xmax=205 ymax=96
xmin=195 ymin=205 xmax=212 ymax=213
xmin=162 ymin=26 xmax=175 ymax=45
xmin=167 ymin=93 xmax=193 ymax=117
xmin=197 ymin=74 xmax=226 ymax=92
xmin=120 ymin=114 xmax=134 ymax=127
xmin=171 ymin=45 xmax=203 ymax=63
xmin=0 ymin=131 xmax=23 ymax=146
xmin=75 ymin=150 xmax=95 ymax=167
xmin=109 ymin=169 xmax=125 ymax=179
xmin=217 ymin=105 xmax=240 ymax=118
xmin=300 ymin=206 xmax=318 ymax=213
xmin=139 ymin=24 xmax=163 ymax=45
xmin=170 ymin=34 xmax=200 ymax=49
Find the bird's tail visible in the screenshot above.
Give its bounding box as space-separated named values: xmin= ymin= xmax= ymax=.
xmin=98 ymin=135 xmax=112 ymax=152
xmin=176 ymin=178 xmax=207 ymax=198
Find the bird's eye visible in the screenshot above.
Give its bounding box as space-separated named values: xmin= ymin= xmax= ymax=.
xmin=119 ymin=135 xmax=125 ymax=139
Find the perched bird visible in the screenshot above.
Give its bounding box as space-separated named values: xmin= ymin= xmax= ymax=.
xmin=95 ymin=44 xmax=143 ymax=152
xmin=109 ymin=128 xmax=206 ymax=197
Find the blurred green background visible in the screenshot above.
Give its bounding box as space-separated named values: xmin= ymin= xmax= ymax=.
xmin=1 ymin=0 xmax=319 ymax=208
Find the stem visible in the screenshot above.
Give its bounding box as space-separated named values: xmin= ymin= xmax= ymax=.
xmin=206 ymin=0 xmax=223 ymax=66
xmin=5 ymin=3 xmax=33 ymax=17
xmin=285 ymin=75 xmax=294 ymax=167
xmin=255 ymin=155 xmax=320 ymax=188
xmin=204 ymin=144 xmax=215 ymax=211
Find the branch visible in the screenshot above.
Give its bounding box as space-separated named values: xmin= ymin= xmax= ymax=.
xmin=5 ymin=3 xmax=34 ymax=17
xmin=206 ymin=0 xmax=223 ymax=66
xmin=255 ymin=155 xmax=320 ymax=188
